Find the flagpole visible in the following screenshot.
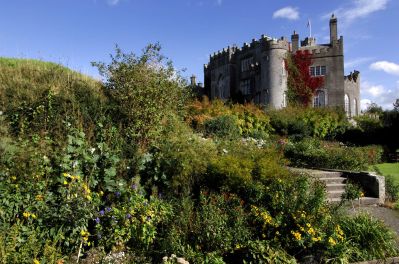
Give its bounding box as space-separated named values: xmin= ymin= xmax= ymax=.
xmin=308 ymin=19 xmax=312 ymax=38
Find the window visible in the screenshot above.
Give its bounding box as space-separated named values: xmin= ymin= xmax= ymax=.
xmin=321 ymin=66 xmax=326 ymax=75
xmin=313 ymin=90 xmax=326 ymax=107
xmin=240 ymin=79 xmax=251 ymax=95
xmin=241 ymin=57 xmax=253 ymax=72
xmin=310 ymin=67 xmax=315 ymax=76
xmin=310 ymin=66 xmax=326 ymax=76
xmin=344 ymin=94 xmax=350 ymax=117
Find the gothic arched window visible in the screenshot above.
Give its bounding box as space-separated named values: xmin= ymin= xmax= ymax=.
xmin=344 ymin=94 xmax=350 ymax=117
xmin=313 ymin=90 xmax=326 ymax=107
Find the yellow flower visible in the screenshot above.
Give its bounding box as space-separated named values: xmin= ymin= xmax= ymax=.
xmin=312 ymin=236 xmax=322 ymax=242
xmin=306 ymin=223 xmax=311 ymax=228
xmin=35 ymin=194 xmax=44 ymax=201
xmin=23 ymin=212 xmax=31 ymax=218
xmin=291 ymin=231 xmax=302 ymax=240
xmin=307 ymin=227 xmax=315 ymax=236
xmin=11 ymin=176 xmax=17 ymax=181
xmin=31 ymin=213 xmax=37 ymax=219
xmin=63 ymin=180 xmax=68 ymax=185
xmin=328 ymin=237 xmax=337 ymax=246
xmin=33 ymin=259 xmax=40 ymax=264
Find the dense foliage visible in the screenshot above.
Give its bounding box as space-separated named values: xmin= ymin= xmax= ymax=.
xmin=0 ymin=49 xmax=398 ymax=263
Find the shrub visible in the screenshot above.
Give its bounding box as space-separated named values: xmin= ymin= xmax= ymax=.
xmin=339 ymin=214 xmax=398 ymax=262
xmin=268 ymin=107 xmax=348 ymax=139
xmin=140 ymin=118 xmax=218 ymax=196
xmin=241 ymin=240 xmax=296 ymax=264
xmin=204 ymin=115 xmax=240 ymax=139
xmin=92 ymin=43 xmax=190 ymax=146
xmin=95 ymin=185 xmax=172 ymax=252
xmin=158 ymin=192 xmax=251 ymax=263
xmin=284 ymin=139 xmax=376 ymax=171
xmin=385 ymin=176 xmax=399 ymax=202
xmin=186 ymin=99 xmax=273 ymax=140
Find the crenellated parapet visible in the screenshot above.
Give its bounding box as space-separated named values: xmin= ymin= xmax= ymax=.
xmin=344 ymin=70 xmax=360 ymax=83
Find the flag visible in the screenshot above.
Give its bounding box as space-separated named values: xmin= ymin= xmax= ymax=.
xmin=307 ymin=19 xmax=311 ymax=28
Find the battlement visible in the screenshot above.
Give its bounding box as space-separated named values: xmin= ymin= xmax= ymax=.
xmin=298 ymin=37 xmax=343 ymax=58
xmin=344 ymin=70 xmax=360 ymax=83
xmin=208 ymin=34 xmax=289 ymax=61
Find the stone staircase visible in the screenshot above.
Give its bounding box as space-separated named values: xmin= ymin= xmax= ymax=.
xmin=291 ymin=168 xmax=380 ymax=205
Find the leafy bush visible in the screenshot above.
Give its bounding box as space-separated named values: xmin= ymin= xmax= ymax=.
xmin=268 ymin=107 xmax=348 ymax=139
xmin=140 ymin=118 xmax=218 ymax=196
xmin=339 ymin=214 xmax=398 ymax=262
xmin=204 ymin=115 xmax=240 ymax=139
xmin=385 ymin=176 xmax=399 ymax=202
xmin=92 ymin=44 xmax=190 ymax=146
xmin=95 ymin=184 xmax=172 ymax=252
xmin=241 ymin=240 xmax=296 ymax=264
xmin=158 ymin=192 xmax=251 ymax=263
xmin=186 ymin=99 xmax=273 ymax=139
xmin=284 ymin=139 xmax=381 ymax=171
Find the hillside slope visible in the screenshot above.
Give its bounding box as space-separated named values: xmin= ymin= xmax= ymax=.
xmin=0 ymin=58 xmax=106 ymax=138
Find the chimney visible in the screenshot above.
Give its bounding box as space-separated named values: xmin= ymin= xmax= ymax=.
xmin=330 ymin=14 xmax=338 ymax=45
xmin=190 ymin=75 xmax=197 ymax=86
xmin=291 ymin=30 xmax=299 ymax=52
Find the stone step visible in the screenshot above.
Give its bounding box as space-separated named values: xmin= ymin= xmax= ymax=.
xmin=309 ymin=171 xmax=343 ymax=178
xmin=318 ymin=177 xmax=346 ymax=184
xmin=327 ymin=197 xmax=380 ymax=205
xmin=327 ymin=190 xmax=345 ymax=199
xmin=326 ymin=183 xmax=346 ymax=191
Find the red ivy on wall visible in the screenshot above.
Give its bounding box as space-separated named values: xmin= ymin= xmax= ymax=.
xmin=285 ymin=50 xmax=324 ymax=107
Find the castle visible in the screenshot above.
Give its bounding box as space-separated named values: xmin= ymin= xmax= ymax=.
xmin=198 ymin=15 xmax=360 ymax=117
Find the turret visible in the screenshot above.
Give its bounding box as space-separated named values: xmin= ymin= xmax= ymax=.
xmin=291 ymin=30 xmax=299 ymax=52
xmin=190 ymin=75 xmax=197 ymax=86
xmin=330 ymin=14 xmax=338 ymax=45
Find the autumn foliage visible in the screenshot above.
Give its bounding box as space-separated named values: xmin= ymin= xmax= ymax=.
xmin=285 ymin=50 xmax=324 ymax=107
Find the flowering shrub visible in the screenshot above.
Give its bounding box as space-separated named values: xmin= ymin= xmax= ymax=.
xmin=186 ymin=99 xmax=273 ymax=139
xmin=95 ymin=184 xmax=172 ymax=251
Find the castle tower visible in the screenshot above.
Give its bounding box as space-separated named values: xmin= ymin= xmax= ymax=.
xmin=267 ymin=40 xmax=289 ymax=109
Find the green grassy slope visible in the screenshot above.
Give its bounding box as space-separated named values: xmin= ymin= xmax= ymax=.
xmin=0 ymin=57 xmax=106 ymax=139
xmin=370 ymin=163 xmax=399 ymax=184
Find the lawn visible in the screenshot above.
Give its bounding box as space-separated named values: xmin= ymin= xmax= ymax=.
xmin=370 ymin=163 xmax=399 ymax=184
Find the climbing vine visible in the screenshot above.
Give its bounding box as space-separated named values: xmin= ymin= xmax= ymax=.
xmin=285 ymin=50 xmax=324 ymax=107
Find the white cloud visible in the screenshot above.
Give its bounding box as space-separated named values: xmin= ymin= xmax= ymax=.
xmin=323 ymin=0 xmax=389 ymax=25
xmin=273 ymin=6 xmax=299 ymax=20
xmin=370 ymin=61 xmax=399 ymax=76
xmin=107 ymin=0 xmax=120 ymax=6
xmin=360 ymin=99 xmax=372 ymax=110
xmin=345 ymin=57 xmax=373 ymax=69
xmin=361 ymin=80 xmax=399 ymax=109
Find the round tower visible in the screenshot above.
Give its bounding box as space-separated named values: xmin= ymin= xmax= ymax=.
xmin=267 ymin=40 xmax=289 ymax=109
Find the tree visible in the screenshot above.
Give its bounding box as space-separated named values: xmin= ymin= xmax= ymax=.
xmin=393 ymin=98 xmax=399 ymax=111
xmin=92 ymin=43 xmax=190 ymax=146
xmin=285 ymin=50 xmax=324 ymax=107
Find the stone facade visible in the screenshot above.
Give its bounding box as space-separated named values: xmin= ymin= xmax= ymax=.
xmin=201 ymin=15 xmax=360 ymax=116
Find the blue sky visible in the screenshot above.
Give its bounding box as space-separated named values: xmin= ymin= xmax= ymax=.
xmin=0 ymin=0 xmax=398 ymax=109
